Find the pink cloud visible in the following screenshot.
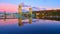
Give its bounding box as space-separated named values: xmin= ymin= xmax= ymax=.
xmin=38 ymin=6 xmax=60 ymax=10
xmin=0 ymin=3 xmax=17 ymax=13
xmin=0 ymin=3 xmax=31 ymax=13
xmin=0 ymin=3 xmax=60 ymax=13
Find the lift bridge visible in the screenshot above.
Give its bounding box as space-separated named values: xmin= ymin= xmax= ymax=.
xmin=0 ymin=4 xmax=46 ymax=26
xmin=0 ymin=12 xmax=36 ymax=19
xmin=0 ymin=4 xmax=46 ymax=19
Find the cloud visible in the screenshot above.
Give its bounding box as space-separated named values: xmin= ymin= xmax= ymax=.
xmin=0 ymin=3 xmax=31 ymax=12
xmin=0 ymin=3 xmax=17 ymax=12
xmin=0 ymin=3 xmax=60 ymax=13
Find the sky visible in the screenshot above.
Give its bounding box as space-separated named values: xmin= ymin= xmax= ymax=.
xmin=0 ymin=0 xmax=60 ymax=12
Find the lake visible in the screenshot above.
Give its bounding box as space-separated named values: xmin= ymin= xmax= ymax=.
xmin=0 ymin=19 xmax=60 ymax=34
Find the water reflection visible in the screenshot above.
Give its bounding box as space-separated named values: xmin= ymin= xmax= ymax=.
xmin=0 ymin=18 xmax=60 ymax=26
xmin=0 ymin=19 xmax=17 ymax=26
xmin=18 ymin=18 xmax=32 ymax=26
xmin=0 ymin=18 xmax=60 ymax=33
xmin=0 ymin=18 xmax=60 ymax=34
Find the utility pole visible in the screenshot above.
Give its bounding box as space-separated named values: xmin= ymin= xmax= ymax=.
xmin=4 ymin=11 xmax=6 ymax=21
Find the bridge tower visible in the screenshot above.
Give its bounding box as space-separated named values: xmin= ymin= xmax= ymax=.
xmin=29 ymin=8 xmax=32 ymax=24
xmin=18 ymin=4 xmax=23 ymax=26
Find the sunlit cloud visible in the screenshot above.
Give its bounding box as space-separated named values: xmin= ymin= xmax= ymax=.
xmin=0 ymin=3 xmax=17 ymax=12
xmin=0 ymin=3 xmax=31 ymax=12
xmin=0 ymin=3 xmax=60 ymax=13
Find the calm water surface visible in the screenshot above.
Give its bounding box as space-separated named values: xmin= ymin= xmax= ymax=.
xmin=0 ymin=19 xmax=60 ymax=34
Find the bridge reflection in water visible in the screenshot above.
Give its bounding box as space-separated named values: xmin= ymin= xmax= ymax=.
xmin=0 ymin=13 xmax=59 ymax=26
xmin=0 ymin=11 xmax=46 ymax=26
